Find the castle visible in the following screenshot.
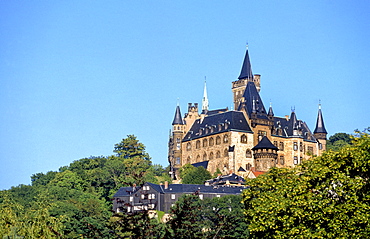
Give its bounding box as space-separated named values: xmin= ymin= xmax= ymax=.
xmin=168 ymin=47 xmax=327 ymax=178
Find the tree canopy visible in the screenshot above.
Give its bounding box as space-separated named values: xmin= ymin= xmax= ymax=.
xmin=179 ymin=164 xmax=212 ymax=184
xmin=242 ymin=130 xmax=370 ymax=238
xmin=0 ymin=135 xmax=164 ymax=238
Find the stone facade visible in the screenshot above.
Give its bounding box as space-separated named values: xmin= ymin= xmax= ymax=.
xmin=168 ymin=48 xmax=327 ymax=178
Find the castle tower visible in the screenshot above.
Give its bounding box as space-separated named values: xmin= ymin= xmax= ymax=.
xmin=313 ymin=103 xmax=328 ymax=151
xmin=252 ymin=136 xmax=278 ymax=171
xmin=232 ymin=47 xmax=261 ymax=110
xmin=168 ymin=105 xmax=184 ymax=178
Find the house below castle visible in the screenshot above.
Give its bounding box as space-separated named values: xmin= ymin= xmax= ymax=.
xmin=168 ymin=47 xmax=327 ymax=179
xmin=113 ymin=173 xmax=247 ymax=214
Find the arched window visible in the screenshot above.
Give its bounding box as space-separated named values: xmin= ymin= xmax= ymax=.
xmin=241 ymin=134 xmax=247 ymax=143
xmin=203 ymin=153 xmax=207 ymax=161
xmin=216 ymin=136 xmax=221 ymax=145
xmin=196 ymin=140 xmax=201 ymax=149
xmin=187 ymin=142 xmax=192 ymax=151
xmin=209 ymin=137 xmax=214 ymax=146
xmin=218 ymin=124 xmax=222 ymax=131
xmin=203 ymin=139 xmax=208 ymax=147
xmin=209 ymin=152 xmax=214 ymax=160
xmin=280 ymin=156 xmax=284 ymax=165
xmin=246 ymin=149 xmax=252 ymax=158
xmin=279 ymin=142 xmax=284 ymax=150
xmin=196 ymin=155 xmax=201 ymax=162
xmin=216 ymin=151 xmax=221 ymax=158
xmin=224 ymin=148 xmax=229 ymax=157
xmin=186 ymin=156 xmax=191 ymax=164
xmin=223 ymin=135 xmax=229 ymax=143
xmin=246 ymin=163 xmax=251 ymax=171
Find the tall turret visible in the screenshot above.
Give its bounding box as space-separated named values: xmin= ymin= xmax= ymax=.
xmin=168 ymin=105 xmax=184 ymax=179
xmin=314 ymin=103 xmax=327 ymax=151
xmin=232 ymin=46 xmax=261 ymax=110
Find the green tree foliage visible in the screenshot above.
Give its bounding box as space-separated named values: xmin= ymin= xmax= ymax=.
xmin=179 ymin=164 xmax=212 ymax=184
xmin=168 ymin=194 xmax=206 ymax=239
xmin=0 ymin=191 xmax=64 ymax=238
xmin=242 ymin=130 xmax=370 ymax=238
xmin=1 ymin=135 xmax=162 ymax=238
xmin=110 ymin=211 xmax=170 ymax=239
xmin=202 ymin=195 xmax=249 ymax=239
xmin=166 ymin=194 xmax=248 ymax=239
xmin=327 ymin=132 xmax=352 ymax=151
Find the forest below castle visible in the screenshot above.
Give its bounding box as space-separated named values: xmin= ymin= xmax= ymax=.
xmin=1 ymin=129 xmax=370 ymax=238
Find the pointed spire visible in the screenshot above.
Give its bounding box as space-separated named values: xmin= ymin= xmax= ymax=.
xmin=290 ymin=109 xmax=298 ymax=130
xmin=238 ymin=46 xmax=253 ymax=80
xmin=202 ymin=77 xmax=209 ymax=112
xmin=314 ymin=103 xmax=327 ymax=134
xmin=172 ymin=105 xmax=183 ymax=125
xmin=268 ymin=101 xmax=274 ymax=117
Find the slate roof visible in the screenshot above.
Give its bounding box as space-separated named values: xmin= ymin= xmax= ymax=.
xmin=206 ymin=108 xmax=228 ymax=116
xmin=146 ymin=182 xmax=246 ymax=195
xmin=252 ymin=136 xmax=278 ymax=150
xmin=205 ymin=173 xmax=246 ymax=186
xmin=238 ymin=81 xmax=268 ymax=119
xmin=238 ymin=48 xmax=253 ymax=80
xmin=172 ymin=105 xmax=183 ymax=125
xmin=191 ymin=161 xmax=209 ymax=169
xmin=113 ymin=186 xmax=141 ymax=197
xmin=183 ymin=111 xmax=252 ymax=141
xmin=314 ymin=105 xmax=327 ymax=134
xmin=272 ymin=114 xmax=317 ymax=142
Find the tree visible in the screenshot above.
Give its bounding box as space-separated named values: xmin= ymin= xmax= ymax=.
xmin=166 ymin=194 xmax=248 ymax=239
xmin=110 ymin=211 xmax=170 ymax=239
xmin=181 ymin=166 xmax=212 ymax=184
xmin=242 ymin=130 xmax=370 ymax=238
xmin=168 ymin=194 xmax=205 ymax=239
xmin=178 ymin=164 xmax=212 ymax=184
xmin=327 ymin=132 xmax=352 ymax=151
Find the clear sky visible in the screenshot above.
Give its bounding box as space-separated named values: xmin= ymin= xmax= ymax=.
xmin=1 ymin=1 xmax=369 ymax=190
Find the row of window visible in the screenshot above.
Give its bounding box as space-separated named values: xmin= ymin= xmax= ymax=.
xmin=184 ymin=148 xmax=253 ymax=164
xmin=187 ymin=134 xmax=250 ymax=151
xmin=141 ymin=193 xmax=156 ymax=200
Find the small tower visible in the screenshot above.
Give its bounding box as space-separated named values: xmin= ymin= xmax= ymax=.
xmin=252 ymin=136 xmax=278 ymax=171
xmin=201 ymin=79 xmax=209 ymax=114
xmin=268 ymin=102 xmax=274 ymax=120
xmin=314 ymin=103 xmax=328 ymax=151
xmin=168 ymin=105 xmax=184 ymax=179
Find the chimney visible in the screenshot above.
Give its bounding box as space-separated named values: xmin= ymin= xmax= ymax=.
xmin=164 ymin=181 xmax=169 ymax=189
xmin=285 ymin=115 xmax=289 ymax=121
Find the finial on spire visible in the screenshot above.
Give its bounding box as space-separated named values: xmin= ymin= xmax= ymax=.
xmin=291 ymin=106 xmax=295 ymax=112
xmin=318 ymin=99 xmax=321 ymax=109
xmin=177 ymin=97 xmax=180 ymax=106
xmin=246 ymin=41 xmax=249 ymax=50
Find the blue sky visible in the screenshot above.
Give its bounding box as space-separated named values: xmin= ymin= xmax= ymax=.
xmin=1 ymin=1 xmax=369 ymax=190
